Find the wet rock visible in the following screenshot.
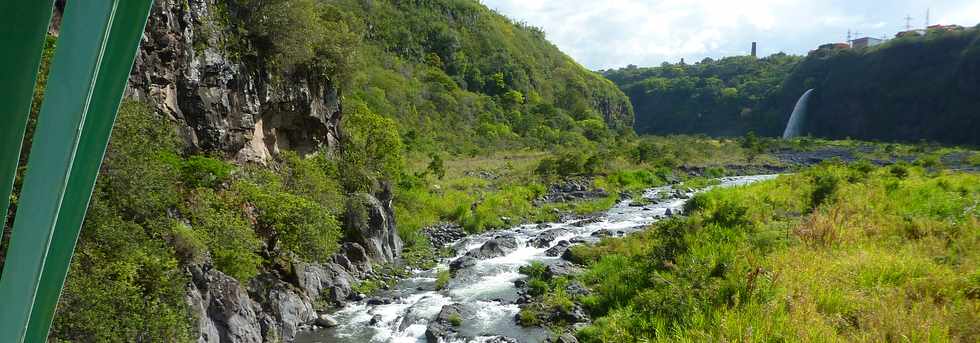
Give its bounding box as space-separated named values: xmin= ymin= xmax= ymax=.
xmin=545 ymin=240 xmax=571 ymax=257
xmin=449 ymin=256 xmax=478 ymax=272
xmin=366 ymin=297 xmax=392 ymax=305
xmin=370 ymin=314 xmax=383 ymax=325
xmin=591 ymin=229 xmax=613 ymax=238
xmin=425 ymin=304 xmax=465 ymax=343
xmin=571 ymin=216 xmax=602 ymax=227
xmin=484 ymin=336 xmax=520 ymax=343
xmin=315 ymin=314 xmax=339 ymax=328
xmin=464 ymin=236 xmax=519 ymax=259
xmin=532 ymin=228 xmax=570 ymax=248
xmin=538 ymin=180 xmax=610 ymax=203
xmin=556 ymin=333 xmax=579 ymax=343
xmin=561 ymin=248 xmax=585 ymax=265
xmin=664 ymin=208 xmax=674 ymax=217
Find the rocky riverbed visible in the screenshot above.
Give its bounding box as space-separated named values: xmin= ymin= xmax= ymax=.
xmin=294 ymin=175 xmax=777 ymax=343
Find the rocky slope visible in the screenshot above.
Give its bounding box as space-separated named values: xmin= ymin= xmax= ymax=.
xmin=176 ymin=187 xmax=401 ymax=342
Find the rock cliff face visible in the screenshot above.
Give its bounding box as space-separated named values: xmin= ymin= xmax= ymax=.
xmin=119 ymin=1 xmax=400 ymax=342
xmin=125 ymin=0 xmax=342 ymax=163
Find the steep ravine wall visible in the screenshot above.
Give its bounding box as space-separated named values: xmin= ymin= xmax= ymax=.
xmin=125 ymin=0 xmax=342 ymax=163
xmin=120 ymin=1 xmax=397 ymax=341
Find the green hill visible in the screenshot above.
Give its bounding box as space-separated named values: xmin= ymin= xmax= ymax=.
xmin=607 ymin=26 xmax=980 ymax=146
xmin=228 ymin=0 xmax=634 ymax=153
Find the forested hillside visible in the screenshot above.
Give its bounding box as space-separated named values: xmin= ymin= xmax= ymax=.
xmin=604 ymin=54 xmax=801 ymax=136
xmin=337 ymin=0 xmax=636 ymax=151
xmin=608 ymin=26 xmax=980 ymax=146
xmin=220 ymin=0 xmax=634 ymax=153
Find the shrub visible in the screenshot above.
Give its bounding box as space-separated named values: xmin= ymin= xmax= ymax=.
xmin=519 ymin=261 xmax=549 ymax=279
xmin=51 ymin=101 xmax=192 ymax=340
xmin=518 ymin=307 xmax=542 ymax=326
xmin=168 ymin=221 xmax=207 ymax=265
xmin=278 ymin=151 xmax=345 ymax=213
xmin=185 ymin=189 xmax=263 ymax=281
xmin=180 ymin=155 xmax=235 ymax=189
xmin=808 ymin=168 xmax=841 ymax=210
xmin=340 ymin=100 xmax=404 ymax=193
xmin=448 ymin=313 xmax=463 ymax=327
xmin=914 ymin=155 xmax=944 ymax=170
xmin=237 ymin=181 xmax=341 ymax=262
xmin=101 ymin=101 xmax=182 ymax=221
xmin=427 ymin=153 xmax=447 ymax=180
xmin=435 ymin=269 xmax=451 ymax=290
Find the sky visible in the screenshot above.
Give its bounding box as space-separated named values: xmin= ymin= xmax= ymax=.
xmin=481 ymin=0 xmax=980 ymax=70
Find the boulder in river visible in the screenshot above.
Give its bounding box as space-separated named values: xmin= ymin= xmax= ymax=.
xmin=531 ymin=228 xmax=570 ymax=248
xmin=464 ymin=235 xmax=519 ymax=259
xmin=544 ymin=240 xmax=571 ymax=257
xmin=449 ymin=256 xmax=479 ymax=272
xmin=315 ymin=314 xmax=339 ymax=328
xmin=591 ymin=229 xmax=613 ymax=238
xmin=425 ymin=304 xmax=465 ymax=343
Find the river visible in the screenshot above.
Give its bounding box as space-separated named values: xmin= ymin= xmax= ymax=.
xmin=295 ymin=175 xmax=778 ymax=343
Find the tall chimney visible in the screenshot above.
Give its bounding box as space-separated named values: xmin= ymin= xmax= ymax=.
xmin=751 ymin=42 xmax=757 ymax=57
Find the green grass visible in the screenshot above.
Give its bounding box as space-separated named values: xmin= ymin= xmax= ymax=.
xmin=559 ymin=161 xmax=980 ymax=342
xmin=448 ymin=313 xmax=463 ymax=327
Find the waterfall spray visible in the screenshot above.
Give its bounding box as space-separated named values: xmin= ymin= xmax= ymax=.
xmin=783 ymin=89 xmax=814 ymax=139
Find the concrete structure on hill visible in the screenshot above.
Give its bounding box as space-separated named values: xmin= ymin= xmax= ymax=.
xmin=852 ymin=37 xmax=884 ymax=48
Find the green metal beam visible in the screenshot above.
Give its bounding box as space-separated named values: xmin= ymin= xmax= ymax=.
xmin=24 ymin=0 xmax=155 ymax=340
xmin=0 ymin=0 xmax=152 ymax=340
xmin=0 ymin=0 xmax=56 ymax=239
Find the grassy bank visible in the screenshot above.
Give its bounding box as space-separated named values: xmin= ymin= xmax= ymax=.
xmin=526 ymin=161 xmax=979 ymax=342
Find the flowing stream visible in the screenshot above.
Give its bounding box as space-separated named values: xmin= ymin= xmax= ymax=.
xmin=296 ymin=175 xmax=777 ymax=343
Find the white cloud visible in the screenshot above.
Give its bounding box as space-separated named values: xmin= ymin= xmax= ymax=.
xmin=482 ymin=0 xmax=980 ymax=69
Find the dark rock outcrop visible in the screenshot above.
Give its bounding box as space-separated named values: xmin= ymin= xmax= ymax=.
xmin=187 ymin=265 xmax=263 ymax=343
xmin=344 ymin=190 xmax=403 ymax=265
xmin=126 ymin=0 xmax=341 ymax=162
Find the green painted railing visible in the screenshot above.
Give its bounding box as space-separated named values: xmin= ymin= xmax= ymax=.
xmin=0 ymin=1 xmax=154 ymax=341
